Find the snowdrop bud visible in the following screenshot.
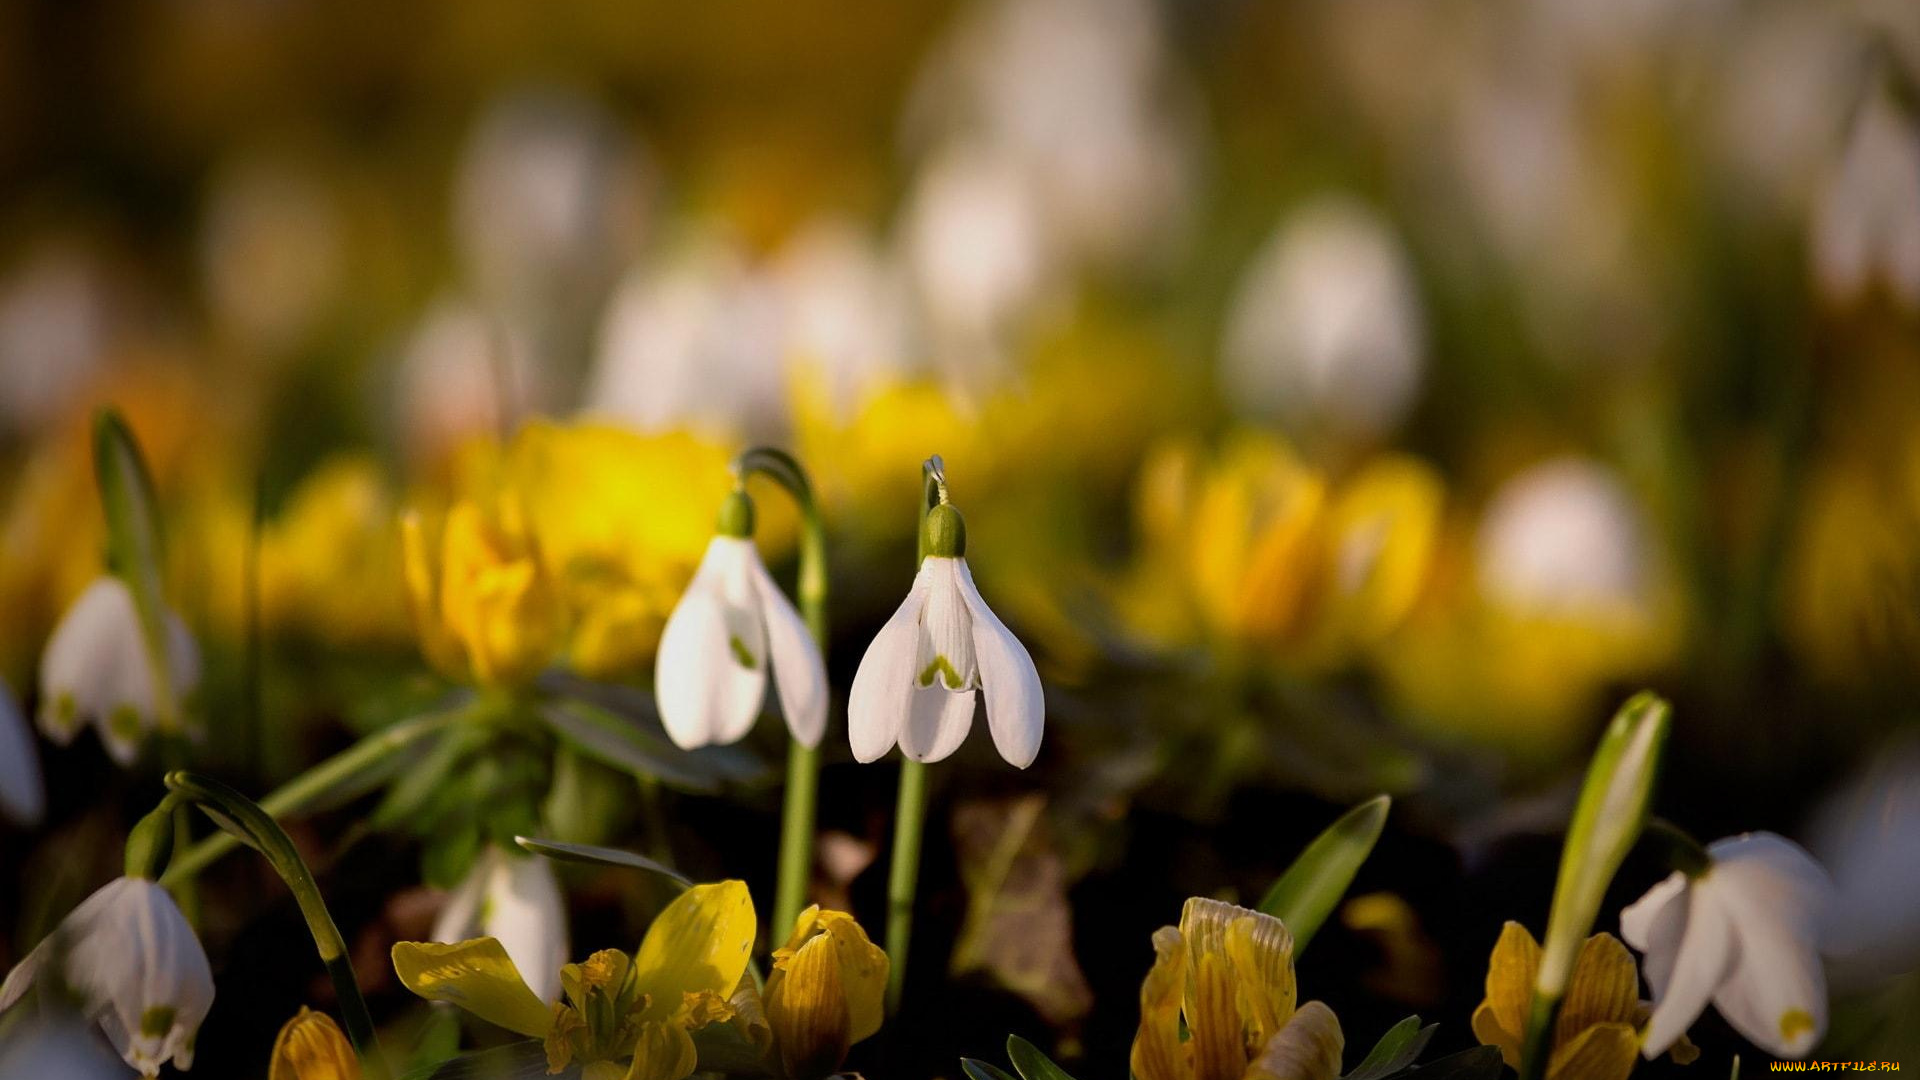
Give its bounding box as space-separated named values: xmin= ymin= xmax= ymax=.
xmin=0 ymin=877 xmax=216 ymax=1077
xmin=38 ymin=576 xmax=202 ymax=766
xmin=432 ymin=846 xmax=569 ymax=1004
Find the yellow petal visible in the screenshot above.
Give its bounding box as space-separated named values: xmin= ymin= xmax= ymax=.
xmin=390 ymin=937 xmax=554 ymax=1038
xmin=1545 ymin=1022 xmax=1639 ymax=1080
xmin=1472 ymin=1002 xmax=1522 ymax=1069
xmin=1556 ymin=934 xmax=1640 ymax=1047
xmin=400 ymin=512 xmax=465 ymax=678
xmin=1179 ymin=897 xmax=1296 ymax=1080
xmin=1245 ymin=1001 xmax=1345 ymax=1080
xmin=1130 ymin=926 xmax=1194 ymax=1080
xmin=813 ymin=911 xmax=888 ymax=1045
xmin=1225 ymin=908 xmax=1298 ymax=1047
xmin=622 ymin=1019 xmax=699 ymax=1080
xmin=766 ymin=930 xmax=852 ymax=1080
xmin=630 ymin=880 xmax=757 ymax=1025
xmin=269 ymin=1007 xmax=361 ymax=1080
xmin=1480 ymin=921 xmax=1541 ymax=1060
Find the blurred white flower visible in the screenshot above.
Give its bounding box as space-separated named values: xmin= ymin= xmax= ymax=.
xmin=0 ymin=243 xmax=113 ymax=435
xmin=1709 ymin=6 xmax=1857 ymax=215
xmin=849 ymin=534 xmax=1043 ymax=768
xmin=899 ymin=140 xmax=1053 ymax=381
xmin=585 ymin=233 xmax=787 ymax=440
xmin=1622 ymin=833 xmax=1832 ymax=1060
xmin=1808 ymin=737 xmax=1920 ymax=987
xmin=38 ymin=577 xmax=201 ymax=767
xmin=453 ymin=88 xmax=650 ymax=315
xmin=432 ymin=845 xmax=568 ymax=1004
xmin=1476 ymin=457 xmax=1652 ymax=619
xmin=1221 ymin=196 xmax=1426 ymax=441
xmin=393 ymin=296 xmax=541 ymax=468
xmin=0 ymin=877 xmax=215 ymax=1078
xmin=199 ymin=154 xmax=344 ymax=355
xmin=0 ymin=1013 xmax=130 ymax=1080
xmin=772 ymin=219 xmax=916 ymax=417
xmin=0 ymin=677 xmax=44 ymax=828
xmin=1811 ymin=86 xmax=1920 ymax=311
xmin=656 ymin=533 xmax=828 ymax=751
xmin=904 ymin=0 xmax=1199 ymax=272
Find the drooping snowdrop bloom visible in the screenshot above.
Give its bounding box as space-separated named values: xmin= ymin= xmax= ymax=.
xmin=38 ymin=576 xmax=202 ymax=766
xmin=431 ymin=845 xmax=569 ymax=1005
xmin=0 ymin=677 xmax=45 ymax=827
xmin=655 ymin=489 xmax=828 ymax=751
xmin=1621 ymin=832 xmax=1833 ymax=1060
xmin=0 ymin=876 xmax=215 ymax=1077
xmin=1476 ymin=457 xmax=1653 ymax=622
xmin=849 ymin=498 xmax=1043 ymax=768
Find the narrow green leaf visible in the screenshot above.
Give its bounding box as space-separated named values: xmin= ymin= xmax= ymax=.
xmin=93 ymin=407 xmax=178 ymax=731
xmin=1006 ymin=1035 xmax=1080 ymax=1080
xmin=1346 ymin=1017 xmax=1437 ymax=1080
xmin=1257 ymin=794 xmax=1392 ymax=953
xmin=963 ymin=1059 xmax=1023 ymax=1080
xmin=1376 ymin=1046 xmax=1506 ymax=1080
xmin=537 ymin=699 xmax=768 ymax=793
xmin=398 ymin=1040 xmax=548 ymax=1080
xmin=512 ymin=836 xmax=691 ymax=890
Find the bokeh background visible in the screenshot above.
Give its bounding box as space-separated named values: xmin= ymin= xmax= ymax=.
xmin=3 ymin=0 xmax=1919 ymax=1075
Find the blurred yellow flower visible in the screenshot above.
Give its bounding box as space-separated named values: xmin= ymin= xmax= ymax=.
xmin=259 ymin=455 xmax=409 ymax=646
xmin=402 ymin=496 xmax=562 ymax=689
xmin=1122 ymin=433 xmax=1442 ymax=670
xmin=1132 ymin=898 xmax=1344 ymax=1080
xmin=1782 ymin=451 xmax=1920 ymax=685
xmin=391 ymin=880 xmax=756 ymax=1080
xmin=1472 ymin=922 xmax=1696 ymax=1080
xmin=268 ymin=1007 xmax=360 ymax=1080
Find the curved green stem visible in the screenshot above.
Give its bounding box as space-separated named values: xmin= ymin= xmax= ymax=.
xmin=158 ymin=709 xmax=459 ymax=888
xmin=733 ymin=447 xmax=831 ymax=938
xmin=884 ymin=757 xmax=930 ymax=1017
xmin=164 ymin=772 xmax=389 ymax=1080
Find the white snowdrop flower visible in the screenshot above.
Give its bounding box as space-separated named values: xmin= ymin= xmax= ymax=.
xmin=0 ymin=677 xmax=44 ymax=828
xmin=1807 ymin=737 xmax=1920 ymax=987
xmin=849 ymin=501 xmax=1044 ymax=768
xmin=585 ymin=233 xmax=787 ymax=440
xmin=432 ymin=845 xmax=569 ymax=1004
xmin=38 ymin=577 xmax=201 ymax=767
xmin=1622 ymin=832 xmax=1833 ymax=1060
xmin=655 ymin=490 xmax=828 ymax=751
xmin=0 ymin=877 xmax=215 ymax=1077
xmin=1811 ymin=86 xmax=1920 ymax=311
xmin=393 ymin=295 xmax=543 ymax=469
xmin=1221 ymin=196 xmax=1426 ymax=440
xmin=1476 ymin=457 xmax=1652 ymax=619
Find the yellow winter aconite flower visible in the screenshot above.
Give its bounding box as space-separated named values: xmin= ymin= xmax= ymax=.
xmin=1131 ymin=898 xmax=1345 ymax=1080
xmin=269 ymin=1007 xmax=360 ymax=1080
xmin=1471 ymin=922 xmax=1696 ymax=1080
xmin=259 ymin=455 xmax=409 ymax=646
xmin=758 ymin=906 xmax=888 ymax=1080
xmin=402 ymin=496 xmax=562 ymax=689
xmin=1123 ymin=433 xmax=1442 ymax=670
xmin=392 ymin=880 xmax=756 ymax=1080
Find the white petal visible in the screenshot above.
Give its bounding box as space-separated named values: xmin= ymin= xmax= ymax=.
xmin=1703 ymin=834 xmax=1832 ymax=1057
xmin=956 ymin=559 xmax=1044 ymax=768
xmin=0 ymin=678 xmax=45 ymax=827
xmin=914 ymin=557 xmax=975 ymax=691
xmin=654 ymin=539 xmax=768 ymax=749
xmin=37 ymin=578 xmax=140 ymax=744
xmin=746 ymin=549 xmax=829 ymax=749
xmin=899 ymin=685 xmax=977 ymax=763
xmin=484 ymin=849 xmax=569 ymax=1004
xmin=1638 ymin=887 xmax=1735 ymax=1059
xmin=1620 ymin=871 xmax=1688 ymax=955
xmin=431 ymin=848 xmax=493 ymax=944
xmin=64 ymin=878 xmax=214 ymax=1076
xmin=848 ymin=563 xmax=934 ymax=763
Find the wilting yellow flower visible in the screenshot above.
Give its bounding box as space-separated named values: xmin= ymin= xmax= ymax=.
xmin=1131 ymin=898 xmax=1345 ymax=1080
xmin=269 ymin=1007 xmax=360 ymax=1080
xmin=402 ymin=496 xmax=562 ymax=689
xmin=392 ymin=880 xmax=755 ymax=1080
xmin=755 ymin=906 xmax=888 ymax=1080
xmin=1472 ymin=922 xmax=1696 ymax=1080
xmin=1123 ymin=433 xmax=1442 ymax=670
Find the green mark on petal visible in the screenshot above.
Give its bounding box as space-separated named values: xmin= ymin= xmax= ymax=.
xmin=108 ymin=705 xmax=144 ymax=744
xmin=1780 ymin=1009 xmax=1814 ymax=1042
xmin=140 ymin=1005 xmax=177 ymax=1038
xmin=918 ymin=655 xmax=965 ymax=690
xmin=729 ymin=635 xmax=758 ymax=669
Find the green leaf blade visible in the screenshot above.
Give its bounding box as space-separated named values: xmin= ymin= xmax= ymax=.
xmin=1006 ymin=1035 xmax=1080 ymax=1080
xmin=1258 ymin=794 xmax=1392 ymax=954
xmin=1346 ymin=1017 xmax=1438 ymax=1080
